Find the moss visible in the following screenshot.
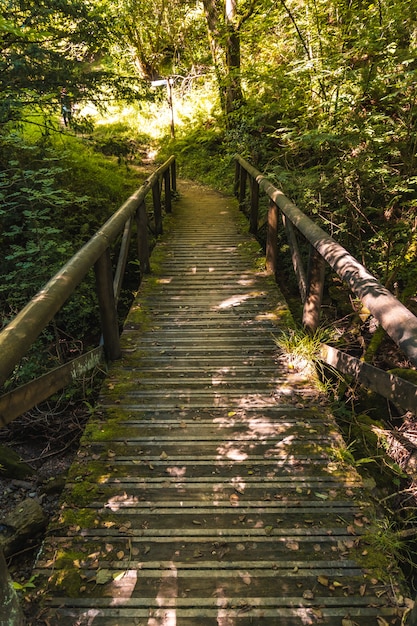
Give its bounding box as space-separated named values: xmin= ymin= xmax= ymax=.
xmin=124 ymin=302 xmax=153 ymax=331
xmin=349 ymin=413 xmax=385 ymax=455
xmin=81 ymin=415 xmax=134 ymax=443
xmin=59 ymin=507 xmax=99 ymax=529
xmin=388 ymin=368 xmax=417 ymax=385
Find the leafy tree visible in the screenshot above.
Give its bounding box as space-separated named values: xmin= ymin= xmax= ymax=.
xmin=0 ymin=0 xmax=141 ymax=126
xmin=113 ymin=0 xmax=209 ymax=81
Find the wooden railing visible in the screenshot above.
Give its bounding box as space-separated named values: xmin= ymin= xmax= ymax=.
xmin=234 ymin=154 xmax=417 ymax=413
xmin=0 ymin=157 xmax=176 ymax=427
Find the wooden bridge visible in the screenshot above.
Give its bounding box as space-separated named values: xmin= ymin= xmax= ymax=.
xmin=1 ymin=156 xmax=417 ymax=624
xmin=31 ymin=180 xmax=409 ymax=624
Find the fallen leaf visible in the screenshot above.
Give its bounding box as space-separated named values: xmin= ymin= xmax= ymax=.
xmin=285 ymin=541 xmax=299 ymax=551
xmin=160 ymin=451 xmax=168 ymax=460
xmin=96 ymin=569 xmax=113 ymax=585
xmin=302 ymin=589 xmax=314 ymax=600
xmin=317 ymin=575 xmax=329 ymax=587
xmin=116 ymin=551 xmax=124 ymax=559
xmin=229 ymin=494 xmax=239 ymax=506
xmin=311 ymin=609 xmax=323 ymax=619
xmin=359 ymin=584 xmax=366 ymax=596
xmin=376 ymin=618 xmax=389 ymax=626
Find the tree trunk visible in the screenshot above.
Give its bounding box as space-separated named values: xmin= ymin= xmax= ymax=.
xmin=224 ymin=0 xmax=244 ymax=114
xmin=202 ymin=0 xmax=244 ymax=118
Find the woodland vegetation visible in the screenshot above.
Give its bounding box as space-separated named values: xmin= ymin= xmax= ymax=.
xmin=1 ymin=0 xmax=417 ymax=601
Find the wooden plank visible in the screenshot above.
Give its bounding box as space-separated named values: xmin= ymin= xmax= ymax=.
xmin=0 ymin=347 xmax=103 ymax=427
xmin=320 ymin=343 xmax=417 ymax=412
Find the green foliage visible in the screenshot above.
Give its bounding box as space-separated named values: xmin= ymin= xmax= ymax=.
xmin=273 ymin=325 xmax=341 ymax=393
xmin=0 ymin=122 xmax=143 ymax=388
xmin=13 ymin=575 xmax=37 ymax=593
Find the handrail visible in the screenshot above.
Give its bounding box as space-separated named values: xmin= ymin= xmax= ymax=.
xmin=234 ymin=154 xmax=417 ymax=411
xmin=0 ymin=156 xmax=176 ymax=425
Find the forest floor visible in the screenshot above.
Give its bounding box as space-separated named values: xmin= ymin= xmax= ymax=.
xmin=0 ymin=406 xmax=90 ymax=590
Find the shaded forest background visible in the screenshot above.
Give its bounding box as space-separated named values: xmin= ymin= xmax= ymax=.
xmin=2 ymin=0 xmax=417 ymax=596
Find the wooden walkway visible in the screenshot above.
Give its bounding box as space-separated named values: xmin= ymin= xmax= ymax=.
xmin=35 ymin=181 xmax=407 ymax=624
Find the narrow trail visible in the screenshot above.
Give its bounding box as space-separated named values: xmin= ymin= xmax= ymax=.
xmin=34 ymin=180 xmax=407 ymax=624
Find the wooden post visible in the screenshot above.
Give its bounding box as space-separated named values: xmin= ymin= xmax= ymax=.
xmin=234 ymin=160 xmax=240 ymax=198
xmin=302 ymin=244 xmax=325 ymax=333
xmin=113 ymin=218 xmax=132 ymax=305
xmin=95 ymin=249 xmax=121 ymax=360
xmin=249 ymin=178 xmax=259 ymax=235
xmin=266 ymin=200 xmax=279 ymax=276
xmin=136 ymin=201 xmax=150 ymax=275
xmin=238 ymin=167 xmax=247 ymax=213
xmin=282 ymin=214 xmax=307 ymax=302
xmin=171 ymin=160 xmax=177 ymax=194
xmin=164 ymin=169 xmax=172 ymax=214
xmin=152 ymin=179 xmax=163 ymax=235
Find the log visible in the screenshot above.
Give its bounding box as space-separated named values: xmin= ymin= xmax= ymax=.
xmin=0 ymin=446 xmax=34 ymax=479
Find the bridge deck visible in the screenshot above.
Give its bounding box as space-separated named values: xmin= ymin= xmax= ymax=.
xmin=35 ymin=181 xmax=406 ymax=624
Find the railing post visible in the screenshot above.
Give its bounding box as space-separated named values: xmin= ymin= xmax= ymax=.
xmin=136 ymin=201 xmax=151 ymax=275
xmin=95 ymin=249 xmax=121 ymax=360
xmin=164 ymin=169 xmax=172 ymax=214
xmin=113 ymin=217 xmax=132 ymax=305
xmin=234 ymin=160 xmax=240 ymax=198
xmin=152 ymin=178 xmax=163 ymax=235
xmin=302 ymin=244 xmax=325 ymax=333
xmin=238 ymin=166 xmax=248 ymax=213
xmin=171 ymin=160 xmax=177 ymax=194
xmin=282 ymin=214 xmax=307 ymax=302
xmin=266 ymin=199 xmax=279 ymax=276
xmin=249 ymin=178 xmax=259 ymax=235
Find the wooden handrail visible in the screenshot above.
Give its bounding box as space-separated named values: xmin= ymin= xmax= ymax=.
xmin=234 ymin=154 xmax=417 ymax=411
xmin=234 ymin=154 xmax=417 ymax=366
xmin=0 ymin=156 xmax=176 ymax=422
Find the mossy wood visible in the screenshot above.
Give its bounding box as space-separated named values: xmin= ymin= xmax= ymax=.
xmin=34 ymin=180 xmax=409 ymax=624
